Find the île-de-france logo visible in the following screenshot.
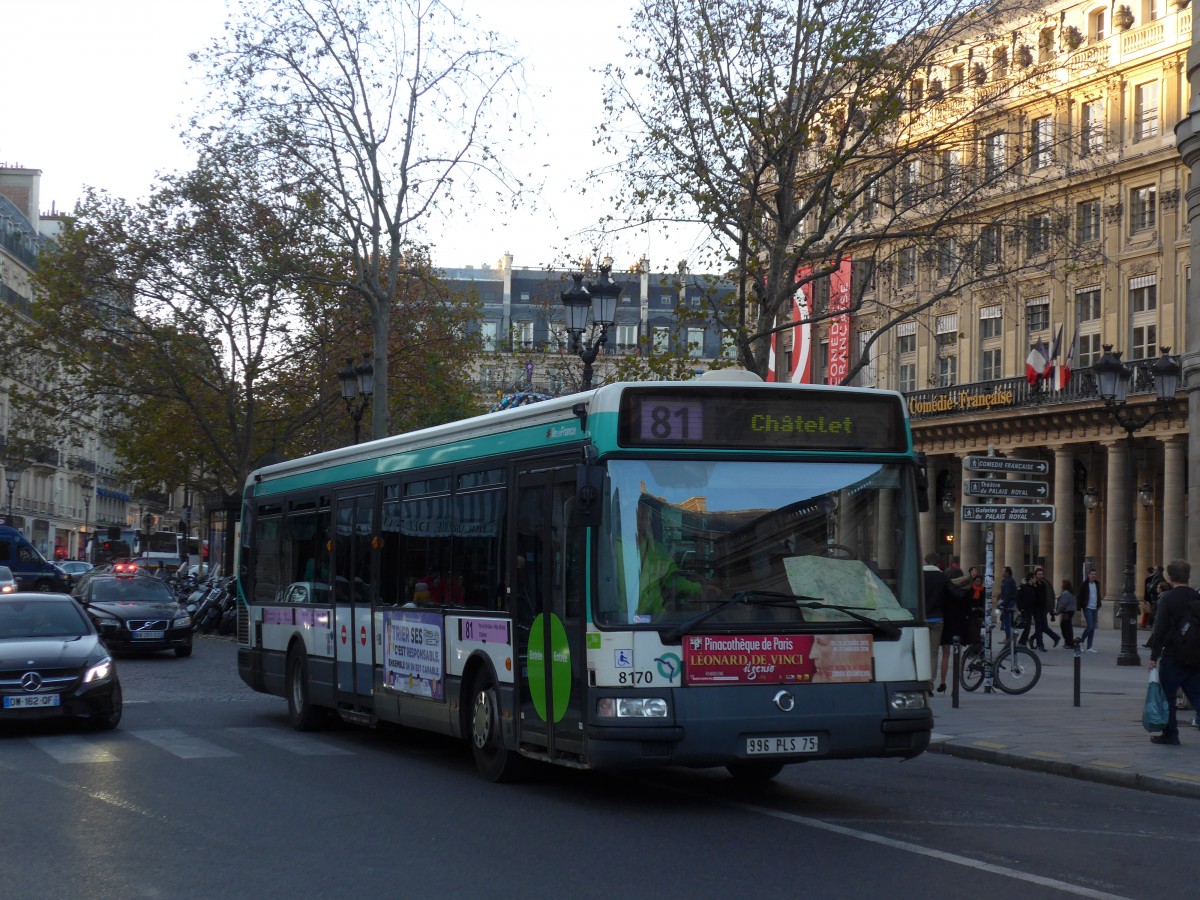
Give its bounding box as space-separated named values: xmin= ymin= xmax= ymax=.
xmin=546 ymin=425 xmax=577 ymax=439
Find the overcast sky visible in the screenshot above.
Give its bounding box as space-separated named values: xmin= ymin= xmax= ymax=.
xmin=2 ymin=0 xmax=697 ymax=271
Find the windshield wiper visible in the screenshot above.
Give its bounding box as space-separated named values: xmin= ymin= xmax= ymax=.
xmin=661 ymin=590 xmax=818 ymax=643
xmin=661 ymin=592 xmax=901 ymax=643
xmin=794 ymin=601 xmax=901 ymax=639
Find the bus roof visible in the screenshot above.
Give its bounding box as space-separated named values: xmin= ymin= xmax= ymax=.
xmin=247 ymin=371 xmax=912 ymax=494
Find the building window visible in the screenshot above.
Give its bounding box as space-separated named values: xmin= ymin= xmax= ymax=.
xmin=720 ymin=330 xmax=738 ymax=360
xmin=980 ymin=224 xmax=1002 ymax=267
xmin=1091 ymin=9 xmax=1107 ymax=41
xmin=898 ymin=362 xmax=917 ymax=393
xmin=1080 ymin=100 xmax=1103 ymax=156
xmin=979 ymin=306 xmax=1003 ymax=340
xmin=941 ymin=149 xmax=962 ymax=197
xmin=899 ymin=159 xmax=920 ymax=204
xmin=1147 ymin=0 xmax=1165 ymax=21
xmin=615 ymin=324 xmax=638 ymax=353
xmin=1079 ymin=332 xmax=1102 ymax=368
xmin=935 ymin=314 xmax=958 ymax=350
xmin=1025 ymin=213 xmax=1051 ymax=257
xmin=1130 ymin=186 xmax=1157 ymax=232
xmin=514 ymin=321 xmax=534 ymax=350
xmin=1076 ymin=199 xmax=1101 ymax=243
xmin=481 ymin=321 xmax=498 ymax=353
xmin=937 ymin=237 xmax=958 ymax=279
xmin=898 ymin=247 xmax=917 ymax=286
xmin=1039 ymin=28 xmax=1056 ymax=64
xmin=1031 ymin=116 xmax=1053 ymax=170
xmin=897 ymin=331 xmax=916 ymax=355
xmin=687 ymin=327 xmax=705 ymax=358
xmin=937 ymin=355 xmax=957 ymax=387
xmin=949 ymin=63 xmax=965 ymax=91
xmin=981 ymin=348 xmax=1003 ymax=381
xmin=1135 ymin=81 xmax=1159 ymax=142
xmin=652 ymin=326 xmax=670 ymax=353
xmin=1076 ymin=286 xmax=1101 ymax=321
xmin=984 ymin=131 xmax=1006 ymax=180
xmin=1131 ymin=323 xmax=1158 ymax=361
xmin=992 ymin=47 xmax=1008 ymax=80
xmin=1026 ymin=299 xmax=1050 ymax=334
xmin=910 ymin=79 xmax=924 ymax=104
xmin=1130 ymin=275 xmax=1157 ymax=313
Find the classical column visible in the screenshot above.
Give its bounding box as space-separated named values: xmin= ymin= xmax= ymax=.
xmin=1103 ymin=439 xmax=1130 ymax=626
xmin=1052 ymin=446 xmax=1075 ymax=594
xmin=1175 ymin=21 xmax=1200 ymax=563
xmin=958 ymin=463 xmax=980 ymax=572
xmin=1162 ymin=435 xmax=1186 ymax=563
xmin=920 ymin=488 xmax=937 ymax=563
xmin=1135 ymin=446 xmax=1156 ymax=578
xmin=1004 ymin=470 xmax=1026 ymax=576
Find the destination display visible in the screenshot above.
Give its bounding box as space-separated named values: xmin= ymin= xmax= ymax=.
xmin=965 ymin=479 xmax=1050 ymax=499
xmin=964 ymin=456 xmax=1049 ymax=475
xmin=961 ymin=504 xmax=1057 ymax=523
xmin=618 ymin=387 xmax=907 ymax=452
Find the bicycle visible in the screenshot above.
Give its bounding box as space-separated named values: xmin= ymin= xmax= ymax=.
xmin=958 ymin=610 xmax=1042 ymax=695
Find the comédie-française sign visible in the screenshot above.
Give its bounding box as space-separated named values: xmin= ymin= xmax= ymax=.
xmin=907 ymin=386 xmax=1017 ymax=417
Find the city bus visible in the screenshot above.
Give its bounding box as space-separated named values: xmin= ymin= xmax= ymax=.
xmin=235 ymin=369 xmax=933 ymax=781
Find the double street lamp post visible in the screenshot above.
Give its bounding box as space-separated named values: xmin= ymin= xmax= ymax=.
xmin=561 ymin=261 xmax=622 ymax=391
xmin=5 ymin=465 xmax=24 ymax=520
xmin=1092 ymin=344 xmax=1181 ymax=667
xmin=338 ymin=354 xmax=375 ymax=444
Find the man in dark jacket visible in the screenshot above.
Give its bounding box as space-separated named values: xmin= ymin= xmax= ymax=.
xmin=1076 ymin=568 xmax=1103 ymax=652
xmin=1146 ymin=559 xmax=1200 ymax=745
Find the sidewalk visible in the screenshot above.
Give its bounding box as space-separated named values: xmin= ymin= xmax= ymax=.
xmin=926 ymin=624 xmax=1200 ymax=799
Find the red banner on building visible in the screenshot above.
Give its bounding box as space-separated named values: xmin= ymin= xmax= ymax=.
xmin=683 ymin=633 xmax=873 ymax=685
xmin=826 ymin=259 xmax=853 ymax=385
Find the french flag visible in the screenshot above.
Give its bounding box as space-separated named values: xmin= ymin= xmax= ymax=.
xmin=1043 ymin=323 xmax=1064 ymax=380
xmin=1052 ymin=326 xmax=1079 ymax=391
xmin=1025 ymin=341 xmax=1048 ymax=385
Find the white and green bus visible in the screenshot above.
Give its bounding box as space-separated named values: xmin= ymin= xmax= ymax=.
xmin=236 ymin=370 xmax=933 ymax=781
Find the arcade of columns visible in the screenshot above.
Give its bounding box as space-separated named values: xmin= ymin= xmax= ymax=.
xmin=914 ymin=397 xmax=1187 ymax=623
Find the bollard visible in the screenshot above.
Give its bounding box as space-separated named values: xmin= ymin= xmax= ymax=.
xmin=951 ymin=638 xmax=961 ymax=709
xmin=1073 ymin=641 xmax=1082 ymax=707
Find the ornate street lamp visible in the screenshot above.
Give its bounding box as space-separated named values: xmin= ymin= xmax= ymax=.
xmin=1082 ymin=486 xmax=1100 ymax=511
xmin=941 ymin=491 xmax=955 ymax=514
xmin=5 ymin=463 xmax=25 ymax=521
xmin=338 ymin=353 xmax=375 ymax=444
xmin=82 ymin=479 xmax=94 ymax=563
xmin=1093 ymin=344 xmax=1181 ymax=666
xmin=561 ymin=260 xmax=621 ymax=391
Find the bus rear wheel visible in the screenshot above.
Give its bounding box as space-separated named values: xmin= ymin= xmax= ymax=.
xmin=287 ymin=650 xmax=324 ymax=731
xmin=469 ymin=668 xmax=524 ymax=783
xmin=726 ymin=760 xmax=784 ymax=782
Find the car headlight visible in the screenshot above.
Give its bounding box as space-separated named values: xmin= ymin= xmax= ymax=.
xmin=596 ymin=697 xmax=669 ymax=719
xmin=889 ymin=690 xmax=927 ymax=711
xmin=84 ymin=657 xmax=114 ymax=683
xmin=173 ymin=615 xmax=192 ymax=629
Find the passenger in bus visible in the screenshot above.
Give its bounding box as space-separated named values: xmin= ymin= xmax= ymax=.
xmin=634 ymin=503 xmax=703 ymax=617
xmin=425 ymin=570 xmax=463 ymax=606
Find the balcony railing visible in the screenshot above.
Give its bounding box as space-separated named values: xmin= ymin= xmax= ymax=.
xmin=904 ymin=363 xmax=1167 ymax=420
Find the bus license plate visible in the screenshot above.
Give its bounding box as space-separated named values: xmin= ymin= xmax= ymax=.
xmin=132 ymin=631 xmax=165 ymax=640
xmin=4 ymin=694 xmax=61 ymax=709
xmin=746 ymin=735 xmax=818 ymax=756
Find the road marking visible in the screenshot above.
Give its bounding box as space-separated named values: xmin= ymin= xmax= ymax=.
xmin=29 ymin=735 xmax=119 ymax=764
xmin=1030 ymin=750 xmax=1067 ymax=759
xmin=1164 ymin=771 xmax=1200 ymax=784
xmin=973 ymin=740 xmax=1009 ymax=750
xmin=728 ymin=800 xmax=1132 ymax=900
xmin=227 ymin=727 xmax=353 ymax=756
xmin=129 ymin=728 xmax=238 ymax=759
xmin=1087 ymin=760 xmax=1132 ymax=770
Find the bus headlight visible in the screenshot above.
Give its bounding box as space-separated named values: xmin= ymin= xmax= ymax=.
xmin=596 ymin=697 xmax=669 ymax=719
xmin=889 ymin=690 xmax=927 ymax=711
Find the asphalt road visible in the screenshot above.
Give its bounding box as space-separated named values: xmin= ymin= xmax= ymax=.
xmin=1 ymin=636 xmax=1197 ymax=900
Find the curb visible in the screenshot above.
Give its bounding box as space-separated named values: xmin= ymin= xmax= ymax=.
xmin=927 ymin=737 xmax=1200 ymax=801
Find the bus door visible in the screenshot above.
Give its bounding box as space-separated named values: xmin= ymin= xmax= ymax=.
xmin=513 ymin=462 xmax=586 ymax=762
xmin=333 ymin=489 xmax=376 ymax=702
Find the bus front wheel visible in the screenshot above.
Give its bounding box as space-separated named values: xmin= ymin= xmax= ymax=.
xmin=469 ymin=668 xmax=524 ymax=783
xmin=287 ymin=650 xmax=324 ymax=731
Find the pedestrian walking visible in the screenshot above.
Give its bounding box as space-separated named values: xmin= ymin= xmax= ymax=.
xmin=1076 ymin=568 xmax=1102 ymax=652
xmin=1055 ymin=579 xmax=1077 ymax=649
xmin=1145 ymin=559 xmax=1200 ymax=746
xmin=1030 ymin=566 xmax=1061 ymax=651
xmin=996 ymin=566 xmax=1018 ymax=644
xmin=923 ymin=553 xmax=955 ymax=693
xmin=1016 ymin=572 xmax=1038 ymax=647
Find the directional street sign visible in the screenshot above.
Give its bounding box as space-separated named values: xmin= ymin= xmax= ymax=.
xmin=965 ymin=479 xmax=1050 ymax=499
xmin=964 ymin=456 xmax=1049 ymax=475
xmin=961 ymin=504 xmax=1057 ymax=523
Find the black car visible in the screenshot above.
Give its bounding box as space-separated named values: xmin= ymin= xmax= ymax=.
xmin=72 ymin=571 xmax=193 ymax=658
xmin=0 ymin=593 xmax=122 ymax=729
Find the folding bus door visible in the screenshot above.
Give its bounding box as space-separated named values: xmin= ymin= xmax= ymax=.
xmin=513 ymin=462 xmax=586 ymax=762
xmin=333 ymin=489 xmax=376 ymax=702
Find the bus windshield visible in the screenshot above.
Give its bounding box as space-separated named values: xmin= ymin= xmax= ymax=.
xmin=595 ymin=459 xmax=919 ymax=629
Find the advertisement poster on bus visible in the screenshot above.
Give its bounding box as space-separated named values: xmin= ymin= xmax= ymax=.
xmin=384 ymin=610 xmax=445 ymax=700
xmin=682 ymin=634 xmax=872 ymax=685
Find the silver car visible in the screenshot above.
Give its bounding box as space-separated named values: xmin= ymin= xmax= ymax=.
xmin=0 ymin=566 xmax=16 ymax=594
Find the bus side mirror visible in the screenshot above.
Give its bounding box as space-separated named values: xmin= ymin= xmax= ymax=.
xmin=572 ymin=465 xmax=604 ymax=527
